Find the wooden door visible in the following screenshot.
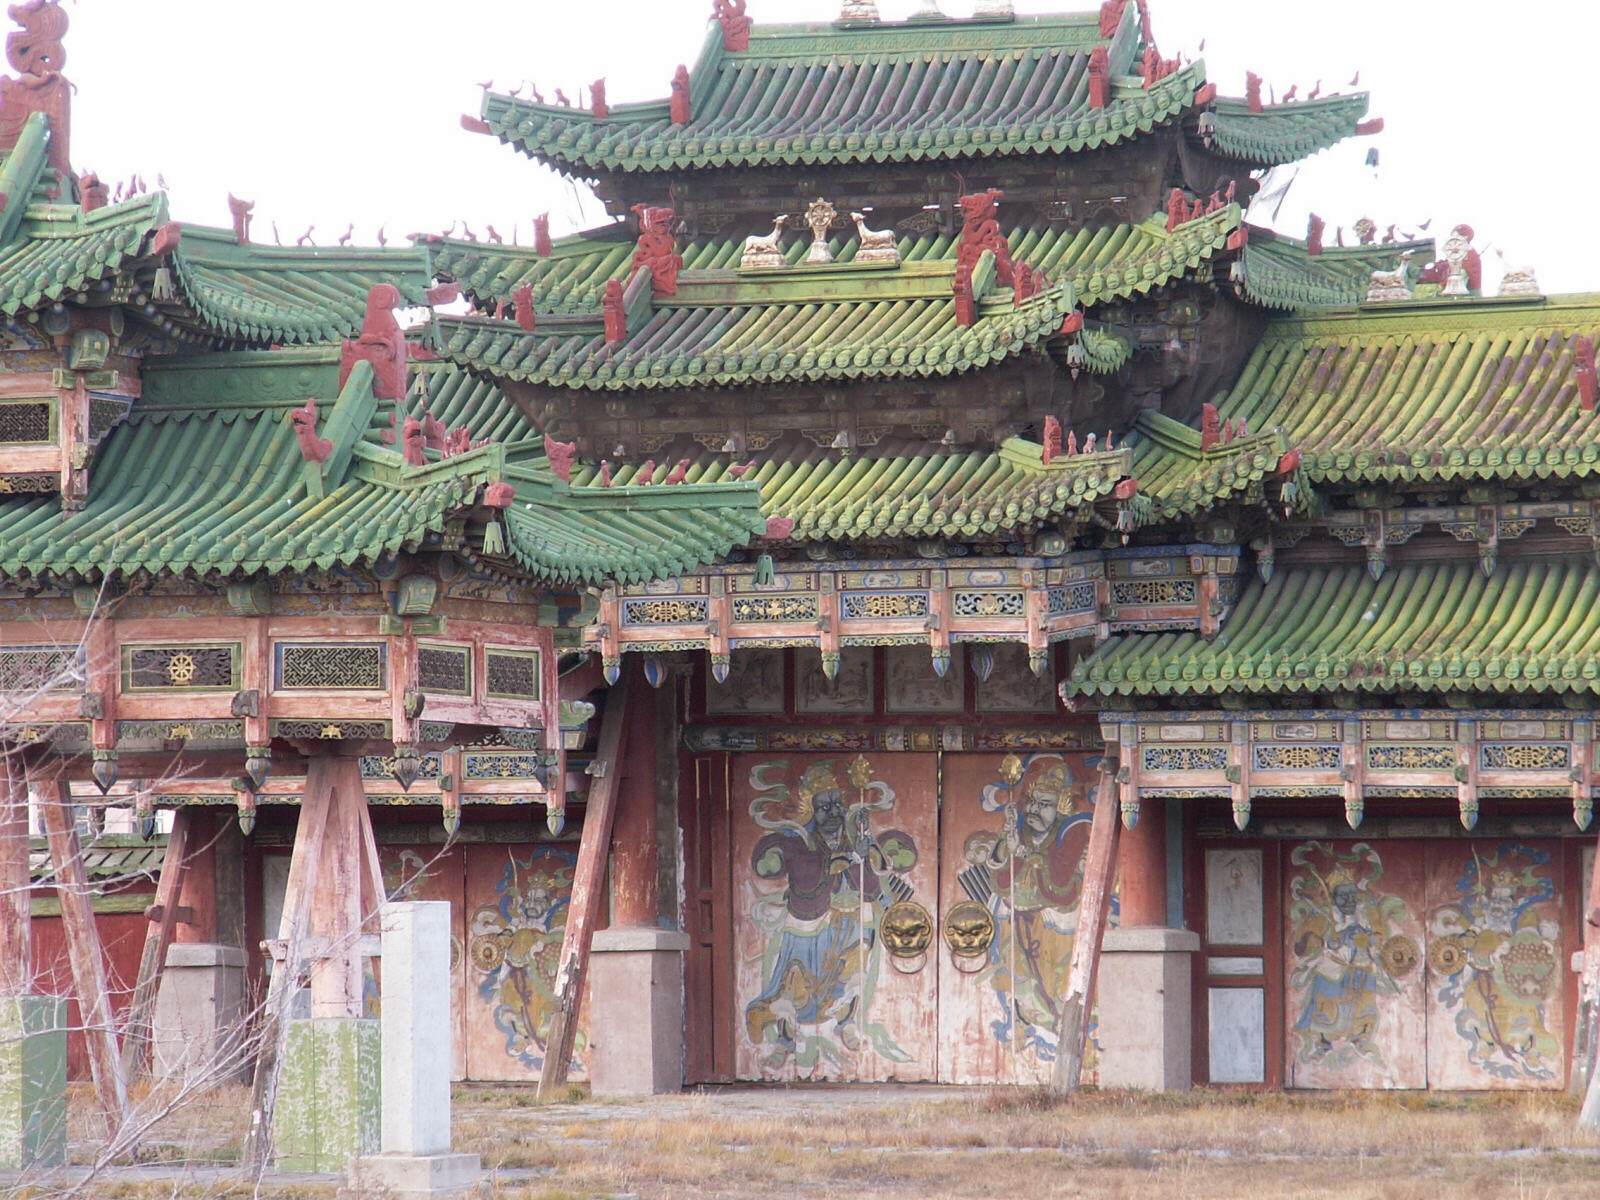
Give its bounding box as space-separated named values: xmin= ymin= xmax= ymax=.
xmin=1422 ymin=839 xmax=1566 ymax=1089
xmin=461 ymin=842 xmax=585 ymax=1082
xmin=729 ymin=752 xmax=938 ymax=1081
xmin=683 ymin=753 xmax=734 ymax=1083
xmin=378 ymin=844 xmax=467 ymax=1081
xmin=1194 ymin=841 xmax=1282 ymax=1087
xmin=1283 ymin=839 xmax=1429 ymax=1089
xmin=936 ymin=751 xmax=1102 ymax=1085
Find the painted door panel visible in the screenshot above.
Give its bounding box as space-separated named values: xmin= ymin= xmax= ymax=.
xmin=1196 ymin=843 xmax=1282 ymax=1087
xmin=730 ymin=752 xmax=938 ymax=1082
xmin=462 ymin=842 xmax=586 ymax=1082
xmin=937 ymin=752 xmax=1105 ymax=1086
xmin=379 ymin=845 xmax=467 ymax=1081
xmin=1423 ymin=840 xmax=1565 ymax=1089
xmin=1283 ymin=840 xmax=1428 ymax=1089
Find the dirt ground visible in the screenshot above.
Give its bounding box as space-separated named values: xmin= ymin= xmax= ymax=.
xmin=11 ymin=1083 xmax=1600 ymax=1198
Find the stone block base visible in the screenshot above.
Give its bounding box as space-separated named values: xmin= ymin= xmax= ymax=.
xmin=348 ymin=1152 xmax=483 ymax=1199
xmin=153 ymin=944 xmax=248 ymax=1085
xmin=0 ymin=996 xmax=67 ymax=1169
xmin=586 ymin=928 xmax=688 ymax=1096
xmin=1096 ymin=926 xmax=1199 ymax=1092
xmin=275 ymin=1018 xmax=380 ymax=1172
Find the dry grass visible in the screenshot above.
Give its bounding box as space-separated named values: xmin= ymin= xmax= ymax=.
xmin=24 ymin=1084 xmax=1600 ymax=1199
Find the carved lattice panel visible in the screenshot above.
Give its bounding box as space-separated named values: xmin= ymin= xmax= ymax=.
xmin=417 ymin=644 xmax=472 ymax=695
xmin=0 ymin=646 xmax=80 ymax=693
xmin=484 ymin=648 xmax=540 ymax=700
xmin=123 ymin=644 xmax=239 ymax=691
xmin=0 ymin=400 xmax=53 ymax=443
xmin=274 ymin=642 xmax=387 ymax=690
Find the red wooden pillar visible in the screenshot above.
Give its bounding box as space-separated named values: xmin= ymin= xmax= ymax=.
xmin=307 ymin=754 xmax=367 ymax=1019
xmin=0 ymin=752 xmax=30 ymax=996
xmin=609 ymin=687 xmax=660 ymax=929
xmin=1117 ymin=797 xmax=1166 ymax=928
xmin=171 ymin=808 xmax=217 ymax=945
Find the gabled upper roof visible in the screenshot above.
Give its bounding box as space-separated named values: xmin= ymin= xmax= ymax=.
xmin=1207 ymin=93 xmax=1371 ymax=165
xmin=478 ymin=8 xmax=1209 ymax=175
xmin=1215 ymin=295 xmax=1600 ymax=488
xmin=1238 ymin=228 xmax=1435 ymax=312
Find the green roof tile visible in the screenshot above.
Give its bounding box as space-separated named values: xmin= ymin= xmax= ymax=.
xmin=1208 ymin=92 xmax=1371 ymax=165
xmin=1070 ymin=556 xmax=1600 ymax=699
xmin=1239 ymin=228 xmax=1435 ymax=311
xmin=1127 ymin=410 xmax=1302 ymax=521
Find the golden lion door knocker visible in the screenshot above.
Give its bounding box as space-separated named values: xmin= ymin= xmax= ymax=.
xmin=942 ymin=899 xmax=995 ymax=974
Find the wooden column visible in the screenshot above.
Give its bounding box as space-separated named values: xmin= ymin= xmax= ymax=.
xmin=1050 ymin=764 xmax=1121 ymax=1096
xmin=538 ymin=666 xmax=634 ymax=1098
xmin=1579 ymin=827 xmax=1600 ymax=1128
xmin=0 ymin=752 xmax=30 ymax=996
xmin=120 ymin=808 xmax=194 ymax=1081
xmin=1117 ymin=796 xmax=1166 ymax=928
xmin=40 ymin=779 xmax=129 ymax=1137
xmin=170 ymin=809 xmax=216 ymax=944
xmin=609 ymin=681 xmax=659 ymax=929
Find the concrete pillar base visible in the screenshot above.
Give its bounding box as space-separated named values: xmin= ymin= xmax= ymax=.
xmin=1096 ymin=926 xmax=1200 ymax=1092
xmin=0 ymin=996 xmax=67 ymax=1169
xmin=586 ymin=928 xmax=688 ymax=1096
xmin=274 ymin=1018 xmax=380 ymax=1172
xmin=347 ymin=1151 xmax=483 ymax=1199
xmin=153 ymin=944 xmax=248 ymax=1085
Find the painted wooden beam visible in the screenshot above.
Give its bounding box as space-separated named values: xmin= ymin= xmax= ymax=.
xmin=0 ymin=753 xmax=30 ymax=996
xmin=1049 ymin=761 xmax=1121 ymax=1096
xmin=120 ymin=807 xmax=194 ymax=1082
xmin=538 ymin=665 xmax=634 ymax=1099
xmin=1579 ymin=828 xmax=1600 ymax=1128
xmin=40 ymin=779 xmax=130 ymax=1138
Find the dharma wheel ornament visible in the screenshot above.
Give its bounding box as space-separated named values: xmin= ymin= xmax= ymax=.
xmin=802 ymin=198 xmax=838 ymax=264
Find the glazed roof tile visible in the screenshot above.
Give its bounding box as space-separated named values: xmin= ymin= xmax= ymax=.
xmin=480 ymin=11 xmax=1210 ymax=175
xmin=1207 ymin=93 xmax=1371 ymax=165
xmin=1070 ymin=556 xmax=1600 ymax=699
xmin=1127 ymin=411 xmax=1301 ymax=521
xmin=432 ymin=207 xmax=1237 ymax=391
xmin=1239 ymin=228 xmax=1435 ymax=311
xmin=1216 ymin=296 xmax=1600 ymax=487
xmin=568 ymin=436 xmax=1132 ymax=544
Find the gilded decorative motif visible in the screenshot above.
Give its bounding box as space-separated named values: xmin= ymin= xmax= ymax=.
xmin=1047 ymin=582 xmax=1097 ymax=616
xmin=942 ymin=899 xmax=995 ymax=963
xmin=881 ymin=900 xmax=934 ymax=970
xmin=730 ymin=594 xmax=819 ymax=623
xmin=840 ymin=591 xmax=930 ymax=621
xmin=952 ymin=590 xmax=1025 ymax=618
xmin=1142 ymin=745 xmax=1227 ymax=772
xmin=0 ymin=473 xmax=57 ymax=493
xmin=115 ymin=719 xmax=244 ymax=747
xmin=1111 ymin=579 xmax=1196 ymax=607
xmin=125 ymin=644 xmax=238 ymax=691
xmin=275 ymin=642 xmax=386 ymax=690
xmin=1253 ymin=744 xmax=1341 ymax=771
xmin=1479 ymin=743 xmax=1569 ymax=771
xmin=1367 ymin=744 xmax=1456 ymax=771
xmin=360 ymin=753 xmax=444 ymax=781
xmin=270 ymin=719 xmax=390 ymax=740
xmin=621 ymin=597 xmax=709 ymax=626
xmin=465 ymin=753 xmax=547 ymax=780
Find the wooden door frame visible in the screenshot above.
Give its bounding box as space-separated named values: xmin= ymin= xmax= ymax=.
xmin=682 ymin=750 xmax=734 ymax=1083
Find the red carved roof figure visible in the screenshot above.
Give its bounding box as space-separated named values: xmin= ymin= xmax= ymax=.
xmin=628 ymin=204 xmax=682 ymax=298
xmin=1200 ymin=402 xmax=1221 ymax=451
xmin=1306 ymin=214 xmax=1325 ymax=257
xmin=664 ymin=458 xmax=691 ymax=485
xmin=1577 ymin=336 xmax=1597 ymax=412
xmin=425 ymin=281 xmax=461 ymax=307
xmin=291 ymin=399 xmax=331 ymax=464
xmin=1098 ymin=0 xmax=1128 ymax=37
xmin=339 ymin=284 xmax=408 ymax=400
xmin=512 ymin=283 xmax=536 ymax=332
xmin=0 ymin=0 xmax=69 ymax=170
xmin=1245 ymin=70 xmax=1263 ymax=113
xmin=765 ymin=516 xmax=795 ymax=539
xmin=952 ymin=264 xmax=975 ymax=328
xmin=591 ymin=78 xmax=608 ymax=119
xmin=422 ymin=410 xmax=449 ymax=451
xmin=713 ymin=0 xmax=750 ymax=52
xmin=483 ymin=481 xmax=515 ymax=508
xmin=1088 ymin=45 xmax=1110 ymax=109
xmin=444 ymin=426 xmax=477 ymax=457
xmin=401 ymin=417 xmax=426 ymax=465
xmin=1042 ymin=416 xmax=1062 ymax=465
xmin=544 ymin=433 xmax=577 ymax=483
xmin=228 ymin=193 xmax=254 ymax=246
xmin=1066 ymin=430 xmax=1077 ymax=456
xmin=603 ymin=278 xmax=626 ymax=344
xmin=1139 ymin=45 xmax=1179 ymax=89
xmin=533 ymin=213 xmax=552 ymax=257
xmin=670 ymin=64 xmax=691 ymax=125
xmin=1013 ymin=261 xmax=1036 ymax=308
xmin=78 ymin=170 xmax=106 ymax=212
xmin=1166 ymin=187 xmax=1187 ymax=233
xmin=955 ymin=188 xmax=1013 ymax=286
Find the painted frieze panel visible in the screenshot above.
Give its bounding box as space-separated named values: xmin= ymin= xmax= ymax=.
xmin=731 ymin=753 xmax=938 ymax=1082
xmin=1423 ymin=841 xmax=1564 ymax=1090
xmin=705 ymin=648 xmax=785 ymax=715
xmin=794 ymin=648 xmax=873 ymax=714
xmin=885 ymin=644 xmax=964 ymax=714
xmin=975 ymin=643 xmax=1058 ymax=713
xmin=461 ymin=842 xmax=587 ymax=1082
xmin=1284 ymin=841 xmax=1427 ymax=1089
xmin=379 ymin=845 xmax=467 ymax=1080
xmin=937 ymin=752 xmax=1107 ymax=1086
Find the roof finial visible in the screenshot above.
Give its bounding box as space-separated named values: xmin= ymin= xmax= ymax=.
xmin=838 ymin=1 xmax=880 ymax=23
xmin=1 ymin=0 xmax=71 ymax=171
xmin=712 ymin=1 xmax=750 ymax=51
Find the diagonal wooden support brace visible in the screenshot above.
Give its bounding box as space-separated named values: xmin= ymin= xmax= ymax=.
xmin=121 ymin=808 xmax=194 ymax=1082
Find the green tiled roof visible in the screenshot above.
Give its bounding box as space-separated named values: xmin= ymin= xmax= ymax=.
xmin=1069 ymin=556 xmax=1600 ymax=699
xmin=1216 ymin=296 xmax=1600 ymax=488
xmin=1239 ymin=228 xmax=1435 ymax=311
xmin=480 ymin=11 xmax=1209 ymax=175
xmin=0 ymin=189 xmax=169 ymax=317
xmin=569 ymin=436 xmax=1132 ymax=544
xmin=432 ymin=206 xmax=1242 ymax=315
xmin=0 ymin=113 xmax=53 ymax=247
xmin=1128 ymin=411 xmax=1302 ymax=521
xmin=432 ymin=207 xmax=1237 ymax=391
xmin=1208 ymin=93 xmax=1371 ymax=165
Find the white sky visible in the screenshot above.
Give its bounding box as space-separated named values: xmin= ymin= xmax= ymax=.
xmin=60 ymin=0 xmax=1600 ymax=292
